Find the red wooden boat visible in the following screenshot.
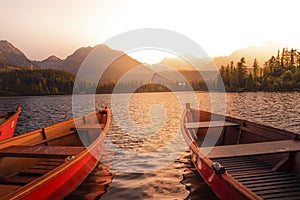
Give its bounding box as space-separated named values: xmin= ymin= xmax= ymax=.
xmin=0 ymin=106 xmax=110 ymax=199
xmin=181 ymin=103 xmax=300 ymax=200
xmin=0 ymin=107 xmax=21 ymax=141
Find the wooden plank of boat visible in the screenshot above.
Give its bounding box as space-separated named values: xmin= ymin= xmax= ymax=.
xmin=181 ymin=103 xmax=300 ymax=200
xmin=0 ymin=145 xmax=84 ymax=158
xmin=0 ymin=107 xmax=21 ymax=141
xmin=73 ymin=123 xmax=105 ymax=130
xmin=185 ymin=121 xmax=240 ymax=129
xmin=0 ymin=106 xmax=110 ymax=200
xmin=202 ymin=139 xmax=300 ymax=158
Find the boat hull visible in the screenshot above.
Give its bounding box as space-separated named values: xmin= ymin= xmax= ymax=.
xmin=190 ymin=149 xmax=245 ymax=200
xmin=21 ymin=145 xmax=103 ymax=200
xmin=182 ymin=104 xmax=299 ymax=200
xmin=0 ymin=107 xmax=110 ymax=199
xmin=0 ymin=107 xmax=21 ymax=141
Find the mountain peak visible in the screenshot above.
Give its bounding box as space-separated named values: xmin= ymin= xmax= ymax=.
xmin=73 ymin=46 xmax=93 ymax=53
xmin=0 ymin=40 xmax=34 ymax=68
xmin=45 ymin=55 xmax=61 ymax=61
xmin=0 ymin=40 xmax=23 ymax=53
xmin=33 ymin=55 xmax=64 ymax=69
xmin=0 ymin=40 xmax=13 ymax=46
xmin=0 ymin=40 xmax=10 ymax=45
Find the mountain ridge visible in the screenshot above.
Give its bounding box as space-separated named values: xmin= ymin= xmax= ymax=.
xmin=0 ymin=40 xmax=290 ymax=82
xmin=2 ymin=42 xmax=144 ymax=82
xmin=0 ymin=40 xmax=36 ymax=68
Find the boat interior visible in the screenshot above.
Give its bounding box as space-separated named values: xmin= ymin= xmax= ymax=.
xmin=0 ymin=110 xmax=108 ymax=197
xmin=0 ymin=111 xmax=14 ymax=124
xmin=183 ymin=105 xmax=300 ymax=199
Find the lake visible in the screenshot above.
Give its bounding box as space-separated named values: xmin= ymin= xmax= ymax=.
xmin=0 ymin=92 xmax=299 ymax=199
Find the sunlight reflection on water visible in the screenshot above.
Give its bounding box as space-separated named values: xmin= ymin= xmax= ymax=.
xmin=0 ymin=92 xmax=299 ymax=199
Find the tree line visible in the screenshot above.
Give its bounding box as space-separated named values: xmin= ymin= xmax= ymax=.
xmin=217 ymin=48 xmax=300 ymax=91
xmin=96 ymin=79 xmax=208 ymax=94
xmin=0 ymin=69 xmax=93 ymax=96
xmin=0 ymin=69 xmax=209 ymax=96
xmin=3 ymin=48 xmax=299 ymax=97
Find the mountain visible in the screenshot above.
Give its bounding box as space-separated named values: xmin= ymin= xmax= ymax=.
xmin=33 ymin=47 xmax=93 ymax=73
xmin=159 ymin=41 xmax=286 ymax=71
xmin=213 ymin=41 xmax=286 ymax=67
xmin=0 ymin=40 xmax=289 ymax=84
xmin=59 ymin=46 xmax=93 ymax=74
xmin=56 ymin=47 xmax=93 ymax=75
xmin=31 ymin=44 xmax=144 ymax=82
xmin=33 ymin=55 xmax=64 ymax=69
xmin=0 ymin=40 xmax=35 ymax=68
xmin=96 ymin=45 xmax=144 ymax=82
xmin=0 ymin=41 xmax=145 ymax=83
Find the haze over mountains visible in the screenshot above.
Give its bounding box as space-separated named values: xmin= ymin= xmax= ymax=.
xmin=213 ymin=41 xmax=285 ymax=67
xmin=0 ymin=40 xmax=287 ymax=82
xmin=160 ymin=41 xmax=285 ymax=70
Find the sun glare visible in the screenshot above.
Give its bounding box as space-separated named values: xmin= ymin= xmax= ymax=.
xmin=127 ymin=49 xmax=176 ymax=64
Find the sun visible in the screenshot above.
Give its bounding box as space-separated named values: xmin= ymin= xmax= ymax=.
xmin=127 ymin=49 xmax=176 ymax=65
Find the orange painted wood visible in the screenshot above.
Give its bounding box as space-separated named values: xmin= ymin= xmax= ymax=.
xmin=0 ymin=145 xmax=84 ymax=158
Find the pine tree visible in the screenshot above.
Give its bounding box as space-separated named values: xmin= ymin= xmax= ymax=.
xmin=229 ymin=61 xmax=235 ymax=89
xmin=225 ymin=64 xmax=230 ymax=87
xmin=246 ymin=72 xmax=254 ymax=90
xmin=236 ymin=57 xmax=247 ymax=88
xmin=252 ymin=58 xmax=259 ymax=82
xmin=289 ymin=48 xmax=296 ymax=72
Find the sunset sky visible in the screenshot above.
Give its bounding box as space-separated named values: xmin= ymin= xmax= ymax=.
xmin=1 ymin=0 xmax=300 ymax=64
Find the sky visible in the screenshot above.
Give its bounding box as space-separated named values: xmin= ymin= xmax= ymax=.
xmin=1 ymin=0 xmax=300 ymax=64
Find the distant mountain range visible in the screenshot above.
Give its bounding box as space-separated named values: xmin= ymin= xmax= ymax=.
xmin=160 ymin=41 xmax=286 ymax=69
xmin=0 ymin=40 xmax=143 ymax=82
xmin=33 ymin=55 xmax=64 ymax=69
xmin=0 ymin=40 xmax=287 ymax=82
xmin=32 ymin=45 xmax=145 ymax=82
xmin=33 ymin=46 xmax=94 ymax=74
xmin=213 ymin=41 xmax=285 ymax=67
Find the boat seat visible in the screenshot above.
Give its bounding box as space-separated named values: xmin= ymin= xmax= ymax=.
xmin=202 ymin=139 xmax=300 ymax=158
xmin=0 ymin=145 xmax=84 ymax=158
xmin=72 ymin=123 xmax=105 ymax=131
xmin=185 ymin=121 xmax=240 ymax=129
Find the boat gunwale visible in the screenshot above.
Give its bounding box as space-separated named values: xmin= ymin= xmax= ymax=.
xmin=181 ymin=108 xmax=263 ymax=200
xmin=0 ymin=108 xmax=102 ymax=146
xmin=1 ymin=106 xmax=110 ymax=199
xmin=0 ymin=107 xmax=21 ymax=129
xmin=190 ymin=108 xmax=297 ymax=139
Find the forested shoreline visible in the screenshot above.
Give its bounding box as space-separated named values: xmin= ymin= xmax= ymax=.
xmin=1 ymin=48 xmax=300 ymax=97
xmin=217 ymin=48 xmax=300 ymax=91
xmin=0 ymin=69 xmax=94 ymax=96
xmin=0 ymin=69 xmax=209 ymax=96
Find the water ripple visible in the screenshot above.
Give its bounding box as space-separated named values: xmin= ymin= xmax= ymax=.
xmin=0 ymin=92 xmax=299 ymax=199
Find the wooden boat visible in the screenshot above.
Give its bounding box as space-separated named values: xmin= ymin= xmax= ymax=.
xmin=0 ymin=106 xmax=110 ymax=199
xmin=181 ymin=103 xmax=300 ymax=200
xmin=0 ymin=107 xmax=21 ymax=141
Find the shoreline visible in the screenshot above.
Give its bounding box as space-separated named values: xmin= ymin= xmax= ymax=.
xmin=1 ymin=89 xmax=300 ymax=98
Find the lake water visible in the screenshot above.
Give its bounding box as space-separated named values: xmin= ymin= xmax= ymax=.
xmin=0 ymin=92 xmax=299 ymax=199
